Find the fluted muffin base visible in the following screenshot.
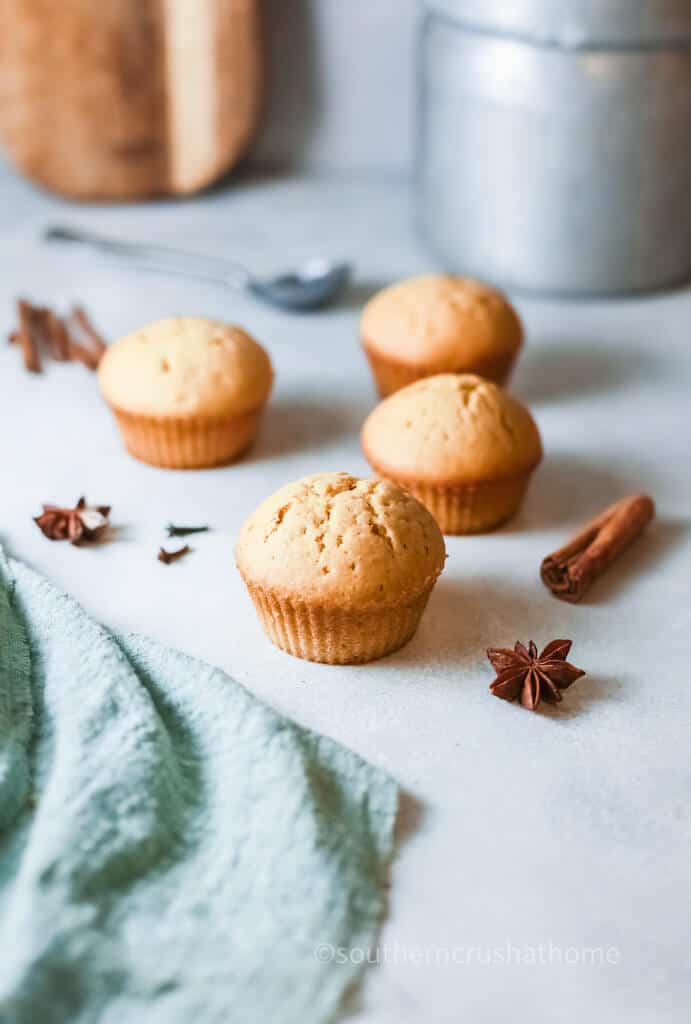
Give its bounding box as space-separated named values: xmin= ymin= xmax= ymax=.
xmin=242 ymin=582 xmax=434 ymax=664
xmin=362 ymin=344 xmax=518 ymax=398
xmin=108 ymin=406 xmax=264 ymax=469
xmin=367 ymin=470 xmax=534 ymax=535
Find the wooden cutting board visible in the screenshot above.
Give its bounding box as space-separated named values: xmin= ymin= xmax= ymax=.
xmin=0 ymin=0 xmax=262 ymax=199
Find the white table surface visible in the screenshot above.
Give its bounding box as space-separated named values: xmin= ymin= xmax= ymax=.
xmin=1 ymin=167 xmax=690 ymax=1024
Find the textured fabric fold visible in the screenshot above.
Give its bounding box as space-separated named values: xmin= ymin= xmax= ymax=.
xmin=0 ymin=551 xmax=33 ymax=833
xmin=0 ymin=553 xmax=397 ymax=1024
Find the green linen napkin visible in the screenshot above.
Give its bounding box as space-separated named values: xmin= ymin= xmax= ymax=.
xmin=0 ymin=549 xmax=397 ymax=1024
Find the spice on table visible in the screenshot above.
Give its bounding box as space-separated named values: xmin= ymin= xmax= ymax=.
xmin=8 ymin=299 xmax=107 ymax=372
xmin=44 ymin=310 xmax=70 ymax=360
xmin=34 ymin=497 xmax=111 ymax=544
xmin=540 ymin=494 xmax=655 ymax=603
xmin=66 ymin=336 xmax=101 ymax=370
xmin=487 ymin=640 xmax=585 ymax=711
xmin=17 ymin=299 xmax=42 ymax=373
xmin=158 ymin=544 xmax=191 ymax=565
xmin=69 ymin=306 xmax=108 ymax=358
xmin=166 ymin=524 xmax=210 ymax=537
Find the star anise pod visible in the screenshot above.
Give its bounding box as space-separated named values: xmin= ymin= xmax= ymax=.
xmin=486 ymin=640 xmax=585 ymax=711
xmin=34 ymin=497 xmax=111 ymax=545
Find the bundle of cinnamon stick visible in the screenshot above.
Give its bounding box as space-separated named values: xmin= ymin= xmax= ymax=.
xmin=9 ymin=299 xmax=106 ymax=373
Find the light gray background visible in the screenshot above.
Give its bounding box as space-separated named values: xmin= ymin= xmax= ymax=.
xmin=2 ymin=5 xmax=690 ymax=1020
xmin=253 ymin=0 xmax=418 ymax=171
xmin=1 ymin=166 xmax=690 ymax=1024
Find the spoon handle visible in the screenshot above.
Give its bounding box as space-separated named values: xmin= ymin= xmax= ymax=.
xmin=43 ymin=226 xmax=251 ymax=291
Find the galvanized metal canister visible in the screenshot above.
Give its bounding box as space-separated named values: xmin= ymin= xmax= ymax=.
xmin=416 ymin=0 xmax=691 ymax=295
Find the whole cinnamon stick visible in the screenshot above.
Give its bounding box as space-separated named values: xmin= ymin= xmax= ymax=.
xmin=17 ymin=299 xmax=42 ymax=372
xmin=540 ymin=494 xmax=655 ymax=603
xmin=69 ymin=306 xmax=107 ymax=360
xmin=44 ymin=310 xmax=70 ymax=360
xmin=66 ymin=339 xmax=101 ymax=370
xmin=29 ymin=305 xmax=68 ymax=361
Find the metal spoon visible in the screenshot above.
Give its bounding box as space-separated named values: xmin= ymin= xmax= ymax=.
xmin=44 ymin=225 xmax=352 ymax=312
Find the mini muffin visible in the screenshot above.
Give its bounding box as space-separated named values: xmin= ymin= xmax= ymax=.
xmin=99 ymin=317 xmax=273 ymax=469
xmin=361 ymin=374 xmax=542 ymax=534
xmin=236 ymin=472 xmax=446 ymax=664
xmin=360 ymin=274 xmax=522 ymax=397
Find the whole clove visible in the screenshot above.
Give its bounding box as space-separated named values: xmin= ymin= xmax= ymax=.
xmin=158 ymin=544 xmax=191 ymax=565
xmin=166 ymin=524 xmax=210 ymax=538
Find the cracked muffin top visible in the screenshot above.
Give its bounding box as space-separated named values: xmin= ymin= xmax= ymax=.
xmin=360 ymin=275 xmax=522 ymax=367
xmin=235 ymin=472 xmax=445 ymax=607
xmin=361 ymin=374 xmax=542 ymax=484
xmin=99 ymin=317 xmax=273 ymax=418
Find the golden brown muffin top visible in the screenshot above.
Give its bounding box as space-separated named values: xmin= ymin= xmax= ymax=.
xmin=362 ymin=374 xmax=542 ymax=485
xmin=99 ymin=317 xmax=273 ymax=418
xmin=236 ymin=472 xmax=445 ymax=609
xmin=360 ymin=274 xmax=522 ymax=368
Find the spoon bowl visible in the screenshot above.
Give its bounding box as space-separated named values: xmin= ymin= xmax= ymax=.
xmin=251 ymin=260 xmax=352 ymax=311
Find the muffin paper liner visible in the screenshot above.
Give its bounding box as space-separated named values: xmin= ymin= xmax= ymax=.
xmin=108 ymin=406 xmax=264 ymax=469
xmin=242 ymin=582 xmax=434 ymax=665
xmin=362 ymin=344 xmax=518 ymax=398
xmin=366 ymin=470 xmax=535 ymax=535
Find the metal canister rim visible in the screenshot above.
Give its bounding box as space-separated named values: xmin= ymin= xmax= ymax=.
xmin=423 ymin=0 xmax=691 ymax=49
